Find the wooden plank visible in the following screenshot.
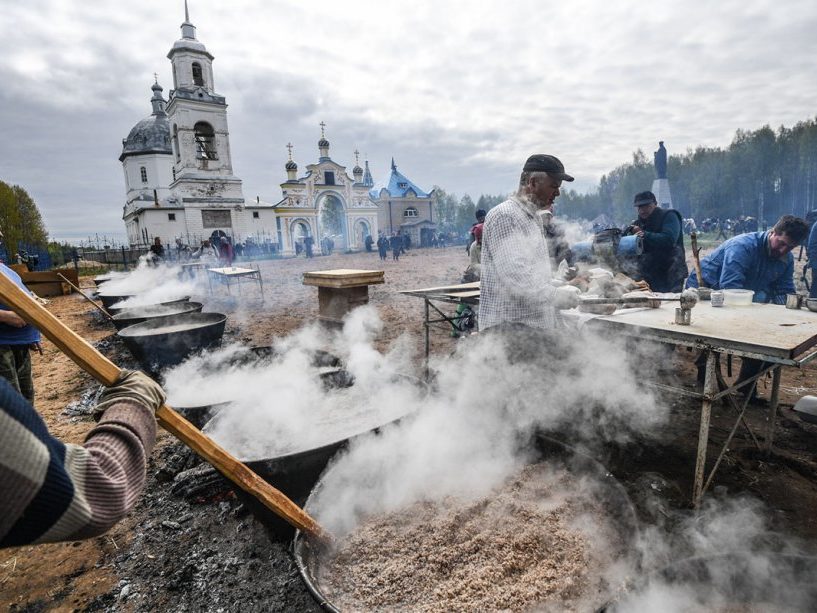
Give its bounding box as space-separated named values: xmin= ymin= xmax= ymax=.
xmin=588 ymin=303 xmax=817 ymax=360
xmin=399 ymin=281 xmax=480 ymax=296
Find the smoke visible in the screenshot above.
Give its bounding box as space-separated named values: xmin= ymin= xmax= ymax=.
xmin=98 ymin=261 xmax=206 ymax=308
xmin=309 ymin=322 xmax=669 ymax=536
xmin=161 ymin=302 xmax=814 ymax=609
xmin=162 ymin=306 xmax=425 ymax=462
xmin=612 ymin=495 xmax=815 ymax=611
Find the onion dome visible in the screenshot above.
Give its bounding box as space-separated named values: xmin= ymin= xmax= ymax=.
xmin=285 ymin=159 xmax=298 ymax=171
xmin=318 ymin=137 xmax=330 ymax=148
xmin=119 ymin=82 xmax=171 ymax=162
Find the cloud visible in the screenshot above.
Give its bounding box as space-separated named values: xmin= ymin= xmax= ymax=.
xmin=2 ymin=0 xmax=817 ymax=240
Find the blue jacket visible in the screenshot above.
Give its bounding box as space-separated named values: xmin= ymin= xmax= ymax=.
xmin=685 ymin=231 xmax=794 ymax=305
xmin=0 ymin=265 xmax=40 ymax=345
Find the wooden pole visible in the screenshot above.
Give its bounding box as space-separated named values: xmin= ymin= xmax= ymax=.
xmin=691 ymin=232 xmax=706 ymax=288
xmin=0 ymin=273 xmax=331 ymax=544
xmin=56 ymin=273 xmax=114 ymax=321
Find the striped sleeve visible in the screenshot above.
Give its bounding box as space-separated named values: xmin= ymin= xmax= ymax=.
xmin=0 ymin=378 xmax=156 ymax=548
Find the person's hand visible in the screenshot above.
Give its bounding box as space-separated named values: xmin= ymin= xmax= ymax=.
xmin=553 ymin=285 xmax=582 ymax=310
xmin=94 ymin=370 xmax=166 ymax=418
xmin=0 ymin=310 xmax=27 ymax=328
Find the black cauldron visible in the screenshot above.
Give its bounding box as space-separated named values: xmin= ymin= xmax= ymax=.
xmin=213 ymin=373 xmax=424 ymax=541
xmin=107 ymin=295 xmax=192 ymax=315
xmin=93 ymin=273 xmax=118 ymax=287
xmin=98 ymin=292 xmax=135 ymax=310
xmin=293 ymin=435 xmax=640 ymax=612
xmin=117 ymin=312 xmax=227 ymax=373
xmin=111 ymin=301 xmax=203 ymax=331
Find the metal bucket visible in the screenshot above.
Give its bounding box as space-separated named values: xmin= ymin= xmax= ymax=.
xmin=602 ymin=553 xmax=817 ymax=611
xmin=293 ymin=435 xmax=640 ymax=612
xmin=111 ymin=301 xmax=203 ymax=331
xmin=117 ymin=312 xmax=227 ymax=373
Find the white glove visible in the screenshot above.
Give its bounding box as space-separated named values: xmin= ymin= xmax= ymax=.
xmin=553 ymin=285 xmax=581 ymax=310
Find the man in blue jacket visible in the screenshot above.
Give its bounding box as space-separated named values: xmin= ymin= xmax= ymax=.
xmin=686 ymin=215 xmax=808 ymax=304
xmin=806 ymin=211 xmax=817 ymax=299
xmin=0 ymin=262 xmax=41 ymax=402
xmin=686 ymin=215 xmax=809 ymax=399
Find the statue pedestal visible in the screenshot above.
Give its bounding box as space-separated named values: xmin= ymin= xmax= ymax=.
xmin=651 ymin=178 xmax=674 ymax=209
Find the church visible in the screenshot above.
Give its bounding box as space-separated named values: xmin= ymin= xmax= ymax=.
xmin=120 ymin=5 xmax=435 ymax=254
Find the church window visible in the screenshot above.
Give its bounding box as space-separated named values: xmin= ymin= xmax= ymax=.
xmin=194 ymin=122 xmax=218 ymax=160
xmin=324 ymin=171 xmax=335 ymax=185
xmin=168 ymin=213 xmax=176 ymax=221
xmin=253 ymin=211 xmax=260 ymax=219
xmin=398 ymin=182 xmax=408 ymax=189
xmin=172 ymin=125 xmax=180 ymax=162
xmin=172 ymin=167 xmax=177 ymax=181
xmin=140 ymin=167 xmax=148 ymax=183
xmin=192 ymin=62 xmax=204 ymax=87
xmin=404 ymin=207 xmax=419 ymax=218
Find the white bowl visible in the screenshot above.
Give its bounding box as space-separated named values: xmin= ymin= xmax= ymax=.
xmin=722 ymin=289 xmax=754 ymax=306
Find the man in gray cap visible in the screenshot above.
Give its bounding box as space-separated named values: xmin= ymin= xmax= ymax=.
xmin=479 ymin=154 xmax=581 ymax=340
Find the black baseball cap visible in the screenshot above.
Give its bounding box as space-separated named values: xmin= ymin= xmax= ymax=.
xmin=633 ymin=191 xmax=657 ymax=207
xmin=522 ymin=154 xmax=574 ymax=182
xmin=476 ymin=209 xmax=487 ymax=220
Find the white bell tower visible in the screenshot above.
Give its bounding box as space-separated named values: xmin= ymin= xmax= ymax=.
xmin=166 ymin=1 xmax=246 ymax=239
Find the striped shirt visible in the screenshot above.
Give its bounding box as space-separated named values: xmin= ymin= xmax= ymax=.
xmin=0 ymin=378 xmax=156 ymax=548
xmin=479 ymin=195 xmax=560 ymax=331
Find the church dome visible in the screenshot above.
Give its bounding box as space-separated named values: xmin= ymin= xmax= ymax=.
xmin=353 ymin=164 xmax=363 ymax=175
xmin=318 ymin=137 xmax=330 ymax=148
xmin=119 ymin=114 xmax=171 ymax=161
xmin=285 ymin=160 xmax=298 ymax=171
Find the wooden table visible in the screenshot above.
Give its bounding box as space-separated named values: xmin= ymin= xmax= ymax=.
xmin=207 ymin=266 xmax=264 ymax=301
xmin=400 ymin=281 xmax=480 ymax=368
xmin=403 ymin=284 xmax=817 ymax=507
xmin=302 ymin=269 xmax=385 ymax=325
xmin=582 ymin=303 xmax=817 ymax=506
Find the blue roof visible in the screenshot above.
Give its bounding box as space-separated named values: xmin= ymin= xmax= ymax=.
xmin=369 ymin=159 xmax=431 ymax=199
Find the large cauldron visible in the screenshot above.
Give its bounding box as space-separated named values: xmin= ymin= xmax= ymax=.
xmin=107 ymin=295 xmax=192 ymax=315
xmin=98 ymin=292 xmax=135 ymax=310
xmin=214 ymin=373 xmax=424 ymax=541
xmin=293 ymin=435 xmax=640 ymax=612
xmin=118 ymin=312 xmax=227 ymax=373
xmin=111 ymin=301 xmax=203 ymax=331
xmin=603 ymin=553 xmax=817 ymax=611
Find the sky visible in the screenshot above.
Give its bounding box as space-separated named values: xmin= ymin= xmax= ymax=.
xmin=1 ymin=0 xmax=816 ymax=243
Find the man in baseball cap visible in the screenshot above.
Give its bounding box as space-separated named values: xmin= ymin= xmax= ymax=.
xmin=479 ymin=154 xmax=580 ymax=344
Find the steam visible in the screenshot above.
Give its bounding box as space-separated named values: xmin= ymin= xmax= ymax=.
xmin=98 ymin=261 xmax=206 ymax=308
xmin=160 ymin=303 xmax=813 ymax=609
xmin=309 ymin=322 xmax=667 ymax=536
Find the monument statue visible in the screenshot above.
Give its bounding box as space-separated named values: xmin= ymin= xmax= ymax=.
xmin=654 ymin=141 xmax=667 ymax=179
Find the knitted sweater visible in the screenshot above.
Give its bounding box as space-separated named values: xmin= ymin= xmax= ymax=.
xmin=0 ymin=378 xmax=156 ymax=548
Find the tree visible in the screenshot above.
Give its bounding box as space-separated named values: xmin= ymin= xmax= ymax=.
xmin=432 ymin=186 xmax=459 ymax=233
xmin=0 ymin=181 xmax=49 ymax=262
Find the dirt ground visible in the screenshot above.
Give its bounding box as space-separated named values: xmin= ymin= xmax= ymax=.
xmin=2 ymin=244 xmax=817 ymax=612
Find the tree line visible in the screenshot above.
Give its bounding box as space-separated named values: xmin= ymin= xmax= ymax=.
xmin=434 ymin=117 xmax=817 ymax=232
xmin=560 ymin=119 xmax=817 ymax=226
xmin=0 ymin=180 xmax=49 ymax=262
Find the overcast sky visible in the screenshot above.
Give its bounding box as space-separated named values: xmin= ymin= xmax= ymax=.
xmin=1 ymin=0 xmax=816 ymax=243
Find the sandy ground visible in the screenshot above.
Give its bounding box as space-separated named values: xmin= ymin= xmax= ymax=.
xmin=2 ymin=244 xmax=817 ymax=611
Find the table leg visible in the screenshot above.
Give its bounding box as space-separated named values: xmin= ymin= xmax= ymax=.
xmin=693 ymin=350 xmax=717 ymax=508
xmin=766 ymin=366 xmax=782 ymax=455
xmin=424 ymin=299 xmax=430 ymax=381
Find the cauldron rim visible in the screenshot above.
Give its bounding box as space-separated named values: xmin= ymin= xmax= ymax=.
xmin=292 ymin=434 xmax=640 ymax=612
xmin=111 ymin=301 xmax=203 ymax=330
xmin=118 ymin=312 xmax=226 ymax=337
